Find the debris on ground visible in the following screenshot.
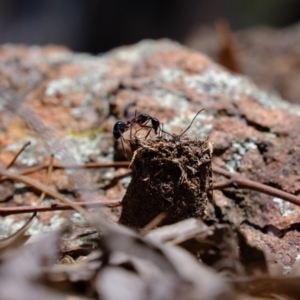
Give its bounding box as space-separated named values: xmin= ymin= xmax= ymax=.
xmin=1 ymin=36 xmax=300 ymax=299
xmin=120 ymin=136 xmax=213 ymax=228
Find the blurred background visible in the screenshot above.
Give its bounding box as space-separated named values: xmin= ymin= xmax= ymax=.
xmin=0 ymin=0 xmax=299 ymax=53
xmin=1 ymin=0 xmax=300 ymax=102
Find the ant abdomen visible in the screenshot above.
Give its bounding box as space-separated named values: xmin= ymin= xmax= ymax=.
xmin=151 ymin=118 xmax=160 ymax=134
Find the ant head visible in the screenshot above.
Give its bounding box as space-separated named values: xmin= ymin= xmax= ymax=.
xmin=113 ymin=121 xmax=127 ymax=140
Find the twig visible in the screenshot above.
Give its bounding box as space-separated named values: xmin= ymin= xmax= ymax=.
xmin=142 ymin=213 xmax=166 ymax=232
xmin=35 ymin=154 xmax=54 ymax=207
xmin=6 ymin=141 xmax=31 ymax=170
xmin=0 ymin=151 xmax=53 ymax=247
xmin=17 ymin=161 xmax=130 ymax=175
xmin=0 ymin=141 xmax=31 ymax=181
xmin=3 ymin=158 xmax=300 ymax=218
xmin=0 ymin=168 xmax=90 ymax=218
xmin=212 ymin=164 xmax=300 ymax=207
xmin=0 ymin=200 xmax=122 ymax=217
xmin=212 ymin=180 xmax=232 ymax=190
xmin=0 ymin=213 xmax=34 ymax=251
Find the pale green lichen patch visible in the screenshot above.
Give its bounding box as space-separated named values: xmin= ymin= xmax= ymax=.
xmin=273 ymin=197 xmax=295 ymax=217
xmin=225 ymin=138 xmax=258 ymax=172
xmin=0 ymin=211 xmax=65 ymax=237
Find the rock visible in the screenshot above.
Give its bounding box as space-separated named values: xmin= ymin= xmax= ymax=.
xmin=186 ymin=22 xmax=300 ymax=104
xmin=1 ymin=39 xmax=300 ymax=267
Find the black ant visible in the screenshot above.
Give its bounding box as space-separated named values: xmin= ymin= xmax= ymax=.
xmin=113 ymin=112 xmax=162 ymax=158
xmin=113 ymin=109 xmax=204 ymax=158
xmin=113 ymin=112 xmax=160 ymax=140
xmin=129 ymin=113 xmax=160 ymax=139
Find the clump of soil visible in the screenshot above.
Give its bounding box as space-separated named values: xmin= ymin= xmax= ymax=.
xmin=119 ymin=137 xmax=213 ymax=229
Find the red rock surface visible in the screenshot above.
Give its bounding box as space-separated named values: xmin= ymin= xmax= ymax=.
xmin=186 ymin=22 xmax=300 ymax=104
xmin=1 ymin=40 xmax=300 ymax=268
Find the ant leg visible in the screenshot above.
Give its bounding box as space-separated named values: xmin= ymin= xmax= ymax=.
xmin=161 ymin=128 xmax=175 ymax=139
xmin=129 ymin=110 xmax=139 ymax=139
xmin=142 ymin=119 xmax=150 ymax=127
xmin=135 ymin=126 xmax=143 ymax=134
xmin=132 ymin=123 xmax=150 ymax=138
xmin=159 ymin=123 xmax=163 ymax=138
xmin=144 ymin=128 xmax=152 ymax=140
xmin=130 ymin=123 xmax=133 ymax=139
xmin=141 ymin=119 xmax=151 ymax=140
xmin=135 ymin=119 xmax=151 ymax=139
xmin=119 ymin=130 xmax=129 ymax=160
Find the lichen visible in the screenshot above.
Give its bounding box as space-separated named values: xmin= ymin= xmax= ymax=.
xmin=225 ymin=138 xmax=258 ymax=172
xmin=0 ymin=211 xmax=65 ymax=237
xmin=273 ymin=197 xmax=294 ymax=217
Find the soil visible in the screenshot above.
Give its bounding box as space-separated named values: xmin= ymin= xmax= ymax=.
xmin=119 ymin=136 xmax=213 ymax=229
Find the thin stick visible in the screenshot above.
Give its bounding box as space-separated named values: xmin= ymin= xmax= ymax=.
xmin=0 ymin=141 xmax=31 ymax=181
xmin=4 ymin=156 xmax=300 ymax=209
xmin=6 ymin=141 xmax=31 ymax=170
xmin=16 ymin=161 xmax=130 ymax=176
xmin=36 ymin=154 xmax=54 ymax=206
xmin=0 ymin=199 xmax=122 ymax=217
xmin=212 ymin=164 xmax=300 ymax=207
xmin=0 ymin=214 xmax=34 ymax=248
xmin=0 ymin=153 xmax=54 ymax=247
xmin=212 ymin=180 xmax=232 ymax=189
xmin=142 ymin=213 xmax=166 ymax=232
xmin=0 ymin=168 xmax=90 ymax=219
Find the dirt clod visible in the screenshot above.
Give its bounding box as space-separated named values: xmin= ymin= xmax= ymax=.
xmin=119 ymin=137 xmax=213 ymax=229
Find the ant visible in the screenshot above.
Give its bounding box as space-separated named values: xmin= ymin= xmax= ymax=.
xmin=128 ymin=113 xmax=160 ymax=139
xmin=113 ymin=112 xmax=160 ymax=140
xmin=113 ymin=111 xmax=162 ymax=158
xmin=113 ymin=109 xmax=204 ymax=158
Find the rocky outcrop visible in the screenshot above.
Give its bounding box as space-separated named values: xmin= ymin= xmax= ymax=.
xmin=1 ymin=40 xmax=300 ymax=268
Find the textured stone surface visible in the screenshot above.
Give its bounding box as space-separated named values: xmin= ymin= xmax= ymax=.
xmin=1 ymin=40 xmax=300 ymax=267
xmin=186 ymin=22 xmax=300 ymax=103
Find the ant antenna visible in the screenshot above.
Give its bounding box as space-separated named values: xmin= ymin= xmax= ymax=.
xmin=177 ymin=109 xmax=204 ymax=140
xmin=160 ymin=109 xmax=204 ymax=142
